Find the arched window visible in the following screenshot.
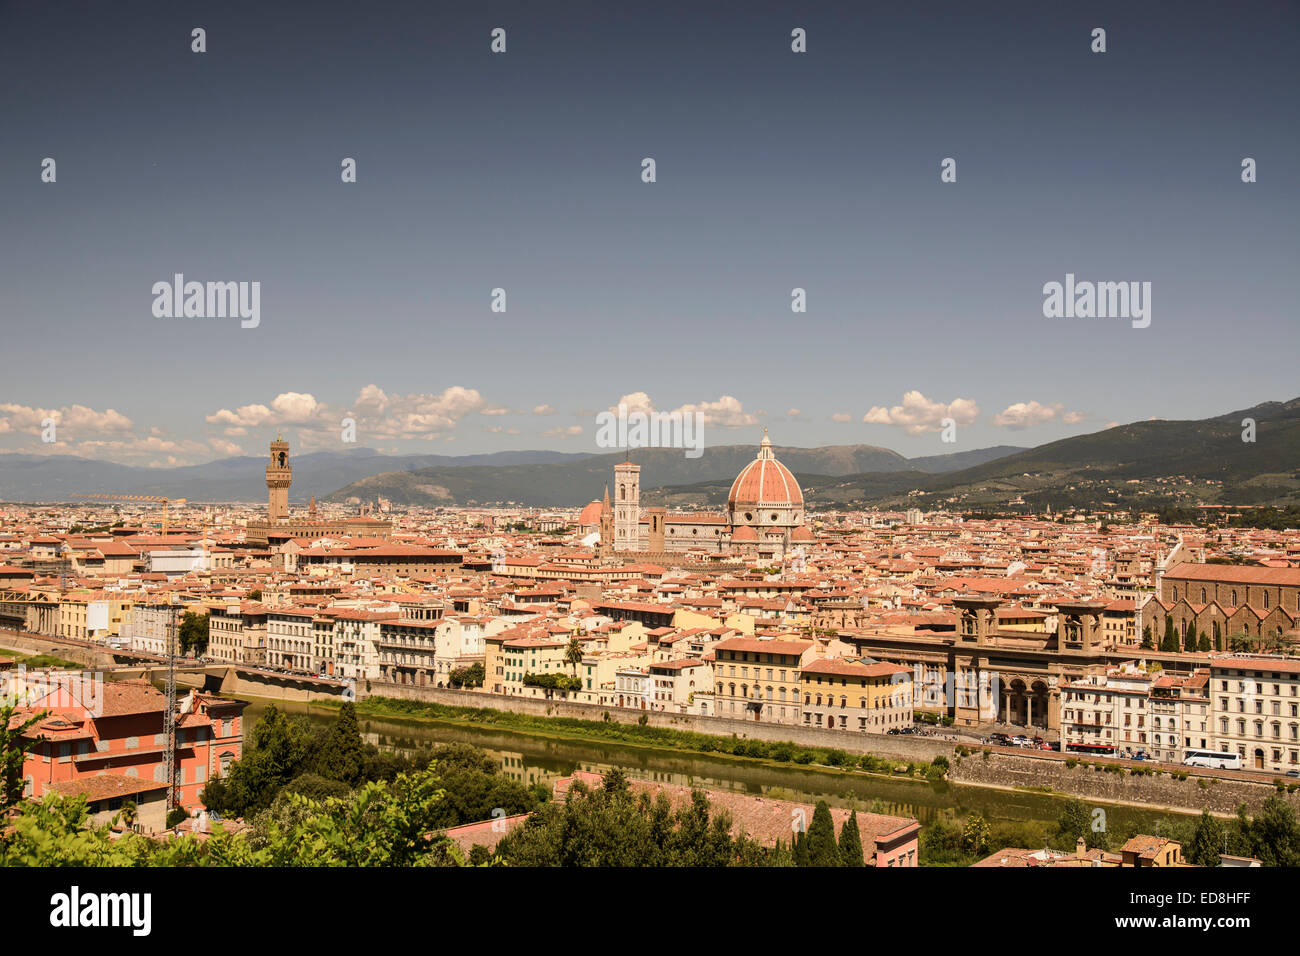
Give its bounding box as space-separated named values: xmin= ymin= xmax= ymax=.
xmin=1263 ymin=592 xmax=1270 ymax=609
xmin=1201 ymin=588 xmax=1207 ymax=603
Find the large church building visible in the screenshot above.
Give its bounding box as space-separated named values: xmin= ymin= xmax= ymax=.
xmin=584 ymin=431 xmax=812 ymax=560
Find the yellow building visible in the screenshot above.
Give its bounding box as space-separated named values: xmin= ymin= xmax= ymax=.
xmin=500 ymin=635 xmax=571 ymax=695
xmin=712 ymin=637 xmax=815 ymax=724
xmin=800 ymin=658 xmax=913 ymax=733
xmin=57 ymin=591 xmax=133 ymax=642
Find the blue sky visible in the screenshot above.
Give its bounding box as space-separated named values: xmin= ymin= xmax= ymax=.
xmin=1 ymin=0 xmax=1296 ymax=466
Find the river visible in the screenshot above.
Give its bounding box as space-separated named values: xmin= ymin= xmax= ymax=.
xmin=240 ymin=697 xmax=1198 ymax=837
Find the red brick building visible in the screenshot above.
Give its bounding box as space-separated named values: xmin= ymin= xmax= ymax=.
xmin=15 ymin=679 xmax=247 ymax=819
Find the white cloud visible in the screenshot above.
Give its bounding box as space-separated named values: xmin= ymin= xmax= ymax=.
xmin=209 ymin=385 xmax=489 ymax=445
xmin=863 ymin=391 xmax=979 ymax=435
xmin=609 ymin=393 xmax=759 ymax=428
xmin=0 ymin=403 xmax=134 ymax=437
xmin=532 ymin=404 xmax=557 ymax=417
xmin=830 ymin=412 xmax=853 ymax=423
xmin=994 ymin=401 xmax=1087 ymax=430
xmin=544 ymin=425 xmax=584 ymax=438
xmin=612 ymin=392 xmax=656 ymax=416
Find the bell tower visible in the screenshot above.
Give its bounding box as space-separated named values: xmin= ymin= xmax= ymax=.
xmin=614 ymin=461 xmax=640 ymax=552
xmin=266 ymin=433 xmax=292 ymax=521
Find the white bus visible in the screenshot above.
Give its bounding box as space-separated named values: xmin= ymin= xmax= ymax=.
xmin=1183 ymin=749 xmax=1242 ymax=771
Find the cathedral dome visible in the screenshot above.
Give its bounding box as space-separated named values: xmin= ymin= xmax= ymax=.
xmin=727 ymin=432 xmax=804 ymax=510
xmin=577 ymin=500 xmax=604 ymax=526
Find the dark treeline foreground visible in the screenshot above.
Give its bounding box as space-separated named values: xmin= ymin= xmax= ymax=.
xmin=4 ymin=703 xmax=1300 ymax=866
xmin=0 ymin=704 xmax=856 ymax=866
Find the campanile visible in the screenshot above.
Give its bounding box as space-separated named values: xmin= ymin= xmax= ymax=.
xmin=266 ymin=434 xmax=292 ymax=520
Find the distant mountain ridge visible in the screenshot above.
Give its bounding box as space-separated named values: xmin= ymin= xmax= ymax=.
xmin=324 ymin=443 xmax=1029 ymax=508
xmin=651 ymin=398 xmax=1300 ymax=512
xmin=0 ymin=441 xmax=1027 ymax=504
xmin=17 ymin=396 xmax=1299 ymax=512
xmin=0 ymin=448 xmax=594 ymax=502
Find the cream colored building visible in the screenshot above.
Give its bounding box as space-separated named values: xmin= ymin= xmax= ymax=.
xmin=799 ymin=658 xmax=913 ymax=733
xmin=712 ymin=636 xmax=816 ymax=724
xmin=1209 ymin=655 xmax=1300 ymax=772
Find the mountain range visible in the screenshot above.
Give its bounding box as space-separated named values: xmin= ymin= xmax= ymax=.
xmin=327 ymin=398 xmax=1300 ymax=512
xmin=0 ymin=448 xmax=591 ymax=503
xmin=646 ymin=399 xmax=1300 ymax=513
xmin=324 ymin=444 xmax=1025 ymax=509
xmin=5 ymin=397 xmax=1297 ymax=513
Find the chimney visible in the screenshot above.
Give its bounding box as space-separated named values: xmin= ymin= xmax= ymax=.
xmin=1076 ymin=837 xmax=1087 ymax=859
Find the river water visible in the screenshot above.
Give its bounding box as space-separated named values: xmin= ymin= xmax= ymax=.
xmin=240 ymin=697 xmax=1197 ymax=836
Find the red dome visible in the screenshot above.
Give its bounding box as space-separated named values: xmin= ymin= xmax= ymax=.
xmin=730 ymin=525 xmax=758 ymax=542
xmin=728 ymin=434 xmax=803 ymax=509
xmin=790 ymin=526 xmax=814 ymax=542
xmin=577 ymin=500 xmax=604 ymax=526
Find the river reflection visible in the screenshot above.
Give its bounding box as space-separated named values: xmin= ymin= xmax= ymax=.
xmin=240 ymin=698 xmax=1197 ymax=835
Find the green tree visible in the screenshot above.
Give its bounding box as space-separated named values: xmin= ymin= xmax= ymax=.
xmin=1140 ymin=624 xmax=1154 ymax=650
xmin=178 ymin=611 xmax=210 ymax=656
xmin=838 ymin=809 xmax=865 ymax=866
xmin=962 ymin=813 xmax=991 ymax=857
xmin=1054 ymin=798 xmax=1104 ymax=850
xmin=314 ymin=702 xmax=365 ymax=786
xmin=920 ymin=816 xmax=966 ymax=865
xmin=792 ymin=826 xmax=810 ymax=866
xmin=1161 ymin=616 xmax=1178 ymax=653
xmin=0 ymin=700 xmax=45 ymax=811
xmin=202 ymin=705 xmax=311 ymax=818
xmin=805 ymin=801 xmax=841 ymax=866
xmin=494 ymin=771 xmax=766 ymax=867
xmin=1246 ymin=794 xmax=1300 ymax=867
xmin=565 ymin=635 xmax=585 ymax=679
xmin=448 ymin=662 xmax=484 ymax=688
xmin=1185 ymin=622 xmax=1199 ymax=652
xmin=1187 ymin=809 xmax=1225 ymax=867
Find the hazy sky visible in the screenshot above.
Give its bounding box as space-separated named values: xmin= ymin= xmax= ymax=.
xmin=2 ymin=0 xmax=1297 ymax=466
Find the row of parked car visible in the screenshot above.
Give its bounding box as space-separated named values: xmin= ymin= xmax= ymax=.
xmin=989 ymin=732 xmax=1058 ymax=751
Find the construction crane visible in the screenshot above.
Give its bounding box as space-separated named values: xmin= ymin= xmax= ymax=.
xmin=164 ymin=606 xmax=178 ymax=813
xmin=71 ymin=494 xmax=188 ymax=536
